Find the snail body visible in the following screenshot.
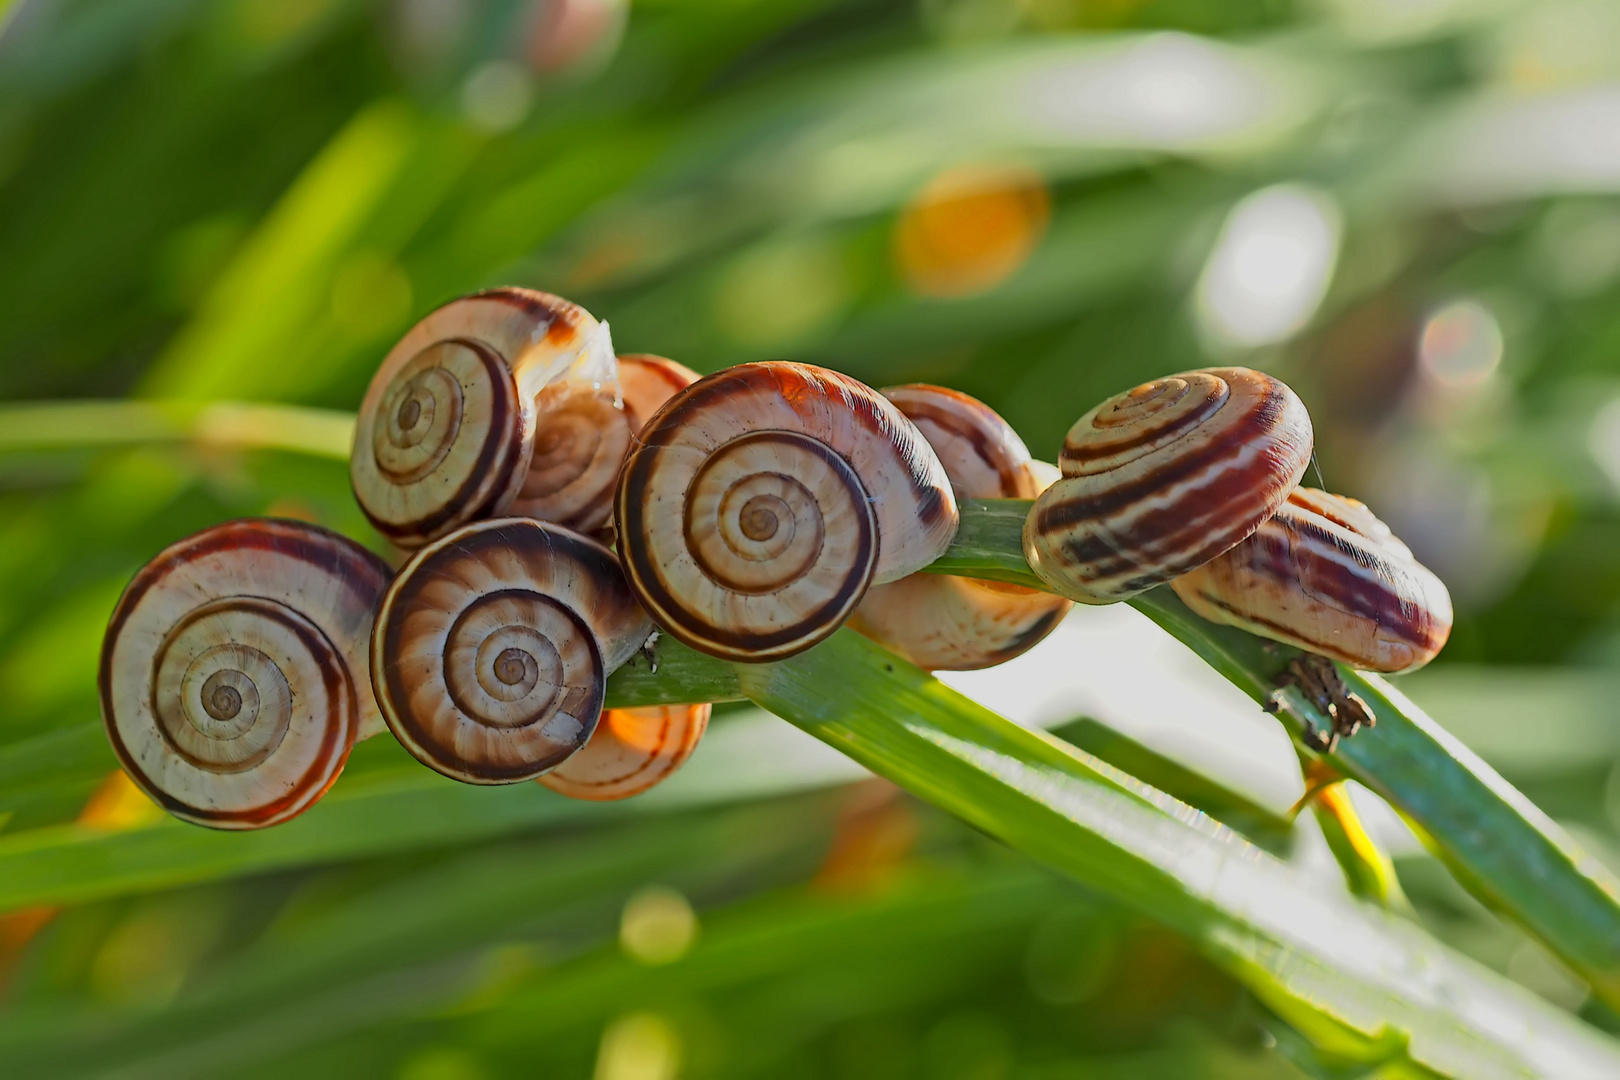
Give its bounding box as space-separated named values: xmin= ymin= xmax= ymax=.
xmin=1171 ymin=488 xmax=1453 ymax=673
xmin=352 ymin=288 xmax=621 ymax=547
xmin=848 ymin=385 xmax=1071 ymax=670
xmin=1024 ymin=368 xmax=1313 ymax=605
xmin=371 ymin=518 xmax=651 ymax=784
xmin=616 ymin=362 xmax=958 ymax=662
xmin=98 ymin=520 xmax=390 ymax=829
xmin=539 ymin=703 xmax=711 ymax=801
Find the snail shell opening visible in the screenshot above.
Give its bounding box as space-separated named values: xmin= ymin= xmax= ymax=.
xmin=372 ymin=518 xmax=652 ymax=784
xmin=616 ymin=363 xmax=957 ymax=662
xmin=1170 ymin=487 xmax=1453 ymax=673
xmin=1024 ymin=367 xmax=1313 ymax=604
xmin=99 ymin=520 xmax=390 ymax=829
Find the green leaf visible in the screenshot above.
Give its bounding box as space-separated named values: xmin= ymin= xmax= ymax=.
xmin=738 ymin=629 xmax=1620 ymax=1078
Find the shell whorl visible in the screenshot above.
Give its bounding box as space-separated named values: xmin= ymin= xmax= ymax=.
xmin=849 ymin=384 xmax=1070 ymax=670
xmin=615 ymin=362 xmax=958 ymax=662
xmin=538 ymin=703 xmax=711 ymax=801
xmin=351 ymin=288 xmax=608 ymax=548
xmin=98 ymin=520 xmax=390 ymax=829
xmin=372 ymin=518 xmax=653 ymax=784
xmin=507 ymin=381 xmax=630 ymax=532
xmin=1170 ymin=488 xmax=1453 ymax=673
xmin=1024 ymin=367 xmax=1313 ymax=605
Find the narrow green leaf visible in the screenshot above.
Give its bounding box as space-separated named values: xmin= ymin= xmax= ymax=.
xmin=0 ymin=400 xmax=354 ymax=461
xmin=738 ymin=629 xmax=1620 ymax=1078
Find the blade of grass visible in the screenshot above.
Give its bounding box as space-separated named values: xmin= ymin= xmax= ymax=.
xmin=930 ymin=499 xmax=1620 ymax=1009
xmin=0 ymin=401 xmax=353 ymax=461
xmin=738 ymin=629 xmax=1620 ymax=1078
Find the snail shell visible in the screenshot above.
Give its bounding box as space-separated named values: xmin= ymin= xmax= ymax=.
xmin=372 ymin=517 xmax=652 ymax=783
xmin=1170 ymin=488 xmax=1453 ymax=673
xmin=1024 ymin=367 xmax=1313 ymax=604
xmin=616 ymin=362 xmax=958 ymax=662
xmin=506 ymin=379 xmax=630 ymax=533
xmin=538 ymin=703 xmax=711 ymax=801
xmin=351 ymin=288 xmax=617 ymax=548
xmin=617 ymin=354 xmax=702 ymax=434
xmin=98 ymin=520 xmax=390 ymax=829
xmin=848 ymin=385 xmax=1072 ymax=670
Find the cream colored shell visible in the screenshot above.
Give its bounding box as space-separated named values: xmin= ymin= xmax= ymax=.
xmin=351 ymin=288 xmax=618 ymax=547
xmin=849 ymin=384 xmax=1071 ymax=670
xmin=98 ymin=520 xmax=391 ymax=829
xmin=371 ymin=518 xmax=653 ymax=784
xmin=615 ymin=362 xmax=959 ymax=661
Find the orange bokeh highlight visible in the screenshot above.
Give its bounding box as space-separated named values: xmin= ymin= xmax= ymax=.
xmin=894 ymin=163 xmax=1051 ymax=299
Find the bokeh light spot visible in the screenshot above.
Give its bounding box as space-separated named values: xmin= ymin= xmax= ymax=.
xmin=1195 ymin=183 xmax=1341 ymax=348
xmin=619 ymin=885 xmax=697 ymax=965
xmin=1419 ymin=300 xmax=1504 ymax=388
xmin=462 ymin=61 xmax=533 ymax=133
xmin=894 ymin=163 xmax=1050 ymax=299
xmin=594 ymin=1012 xmax=680 ymax=1080
xmin=712 ymin=234 xmax=850 ymax=347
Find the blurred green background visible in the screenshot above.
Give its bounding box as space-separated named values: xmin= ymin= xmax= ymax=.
xmin=4 ymin=0 xmax=1620 ymax=1075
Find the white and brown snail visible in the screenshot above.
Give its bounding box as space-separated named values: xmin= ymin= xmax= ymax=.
xmin=847 ymin=384 xmax=1071 ymax=670
xmin=98 ymin=519 xmax=391 ymax=829
xmin=617 ymin=354 xmax=703 ymax=434
xmin=1024 ymin=367 xmax=1313 ymax=605
xmin=371 ymin=517 xmax=652 ymax=783
xmin=351 ymin=288 xmax=624 ymax=548
xmin=539 ymin=703 xmax=711 ymax=801
xmin=1171 ymin=487 xmax=1453 ymax=673
xmin=615 ymin=362 xmax=958 ymax=661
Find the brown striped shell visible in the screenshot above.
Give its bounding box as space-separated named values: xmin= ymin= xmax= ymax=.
xmin=618 ymin=354 xmax=702 ymax=433
xmin=98 ymin=520 xmax=390 ymax=829
xmin=1023 ymin=368 xmax=1313 ymax=605
xmin=351 ymin=288 xmax=620 ymax=547
xmin=1170 ymin=488 xmax=1453 ymax=673
xmin=371 ymin=518 xmax=652 ymax=784
xmin=848 ymin=385 xmax=1071 ymax=670
xmin=615 ymin=362 xmax=958 ymax=662
xmin=538 ymin=703 xmax=711 ymax=801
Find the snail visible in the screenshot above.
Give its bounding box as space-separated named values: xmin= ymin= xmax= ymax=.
xmin=538 ymin=703 xmax=711 ymax=801
xmin=617 ymin=354 xmax=702 ymax=433
xmin=847 ymin=385 xmax=1071 ymax=670
xmin=371 ymin=517 xmax=652 ymax=783
xmin=1171 ymin=487 xmax=1453 ymax=674
xmin=351 ymin=287 xmax=621 ymax=548
xmin=98 ymin=519 xmax=391 ymax=829
xmin=1024 ymin=367 xmax=1313 ymax=605
xmin=615 ymin=362 xmax=958 ymax=661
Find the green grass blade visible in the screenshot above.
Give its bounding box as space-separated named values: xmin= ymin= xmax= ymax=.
xmin=736 ymin=628 xmax=1620 ymax=1078
xmin=0 ymin=400 xmax=354 ymax=461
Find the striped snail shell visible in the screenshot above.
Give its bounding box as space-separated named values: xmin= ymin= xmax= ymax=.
xmin=617 ymin=354 xmax=702 ymax=433
xmin=506 ymin=377 xmax=630 ymax=533
xmin=539 ymin=703 xmax=711 ymax=801
xmin=848 ymin=385 xmax=1072 ymax=670
xmin=1024 ymin=367 xmax=1313 ymax=605
xmin=351 ymin=287 xmax=617 ymax=548
xmin=616 ymin=362 xmax=958 ymax=662
xmin=372 ymin=518 xmax=652 ymax=783
xmin=98 ymin=520 xmax=390 ymax=829
xmin=1170 ymin=488 xmax=1453 ymax=673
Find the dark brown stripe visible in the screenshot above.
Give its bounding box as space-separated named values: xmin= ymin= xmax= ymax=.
xmin=891 ymin=395 xmax=1025 ymax=498
xmin=1064 ymin=381 xmax=1226 ymax=465
xmin=1187 ymin=589 xmax=1367 ymax=667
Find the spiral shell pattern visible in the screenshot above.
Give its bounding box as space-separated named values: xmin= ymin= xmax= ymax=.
xmin=616 ymin=362 xmax=957 ymax=661
xmin=98 ymin=520 xmax=390 ymax=829
xmin=1024 ymin=368 xmax=1312 ymax=604
xmin=539 ymin=703 xmax=711 ymax=801
xmin=372 ymin=518 xmax=652 ymax=783
xmin=507 ymin=381 xmax=631 ymax=532
xmin=351 ymin=288 xmax=609 ymax=548
xmin=1171 ymin=488 xmax=1453 ymax=673
xmin=849 ymin=385 xmax=1071 ymax=670
xmin=618 ymin=354 xmax=702 ymax=433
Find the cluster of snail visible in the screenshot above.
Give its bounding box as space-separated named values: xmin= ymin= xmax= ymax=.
xmin=97 ymin=288 xmax=1452 ymax=830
